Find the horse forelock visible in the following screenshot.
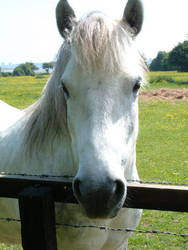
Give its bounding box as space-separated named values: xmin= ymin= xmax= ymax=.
xmin=70 ymin=12 xmax=144 ymax=73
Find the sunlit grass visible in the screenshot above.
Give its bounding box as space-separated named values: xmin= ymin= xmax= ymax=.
xmin=129 ymin=100 xmax=188 ymax=249
xmin=147 ymin=71 xmax=188 ymax=89
xmin=137 ymin=101 xmax=188 ymax=183
xmin=0 ymin=76 xmax=47 ymax=109
xmin=0 ymin=244 xmax=21 ymax=250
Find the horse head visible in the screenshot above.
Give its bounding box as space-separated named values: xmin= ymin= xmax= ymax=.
xmin=56 ymin=0 xmax=144 ymax=219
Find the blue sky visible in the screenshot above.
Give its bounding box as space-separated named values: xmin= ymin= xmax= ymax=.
xmin=0 ymin=0 xmax=188 ymax=64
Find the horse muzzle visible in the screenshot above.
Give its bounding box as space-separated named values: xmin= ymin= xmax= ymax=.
xmin=73 ymin=177 xmax=126 ymax=218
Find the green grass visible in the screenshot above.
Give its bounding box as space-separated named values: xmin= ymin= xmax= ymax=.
xmin=128 ymin=100 xmax=188 ymax=249
xmin=0 ymin=74 xmax=188 ymax=249
xmin=147 ymin=71 xmax=188 ymax=89
xmin=129 ymin=210 xmax=188 ymax=250
xmin=0 ymin=76 xmax=48 ymax=109
xmin=138 ymin=101 xmax=188 ymax=183
xmin=0 ymin=244 xmax=21 ymax=250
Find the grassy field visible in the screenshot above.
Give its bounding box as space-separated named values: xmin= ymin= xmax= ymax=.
xmin=0 ymin=75 xmax=48 ymax=109
xmin=0 ymin=72 xmax=188 ymax=249
xmin=147 ymin=71 xmax=188 ymax=89
xmin=129 ymin=100 xmax=188 ymax=249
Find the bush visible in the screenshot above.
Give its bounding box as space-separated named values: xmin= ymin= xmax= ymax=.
xmin=148 ymin=75 xmax=175 ymax=84
xmin=0 ymin=72 xmax=12 ymax=77
xmin=13 ymin=62 xmax=38 ymax=76
xmin=35 ymin=74 xmax=45 ymax=79
xmin=13 ymin=67 xmax=25 ymax=76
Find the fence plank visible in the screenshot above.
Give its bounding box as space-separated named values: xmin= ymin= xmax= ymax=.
xmin=125 ymin=183 xmax=188 ymax=212
xmin=19 ymin=186 xmax=57 ymax=250
xmin=0 ymin=175 xmax=76 ymax=203
xmin=0 ymin=175 xmax=188 ymax=212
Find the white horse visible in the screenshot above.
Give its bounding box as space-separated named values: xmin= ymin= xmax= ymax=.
xmin=0 ymin=0 xmax=146 ymax=249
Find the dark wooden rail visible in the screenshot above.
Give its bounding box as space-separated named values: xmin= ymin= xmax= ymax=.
xmin=0 ymin=175 xmax=188 ymax=212
xmin=0 ymin=174 xmax=188 ymax=250
xmin=126 ymin=182 xmax=188 ymax=212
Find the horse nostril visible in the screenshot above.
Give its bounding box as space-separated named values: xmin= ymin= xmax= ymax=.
xmin=73 ymin=177 xmax=126 ymax=218
xmin=114 ymin=179 xmax=125 ymax=201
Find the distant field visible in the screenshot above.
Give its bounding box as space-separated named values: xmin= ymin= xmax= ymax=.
xmin=147 ymin=71 xmax=188 ymax=89
xmin=0 ymin=75 xmax=48 ymax=109
xmin=0 ymin=73 xmax=188 ymax=249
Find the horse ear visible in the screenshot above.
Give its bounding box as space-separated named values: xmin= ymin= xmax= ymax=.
xmin=122 ymin=0 xmax=143 ymax=36
xmin=56 ymin=0 xmax=76 ymax=38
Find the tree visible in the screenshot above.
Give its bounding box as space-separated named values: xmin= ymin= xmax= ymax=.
xmin=13 ymin=67 xmax=25 ymax=76
xmin=150 ymin=40 xmax=188 ymax=72
xmin=168 ymin=41 xmax=188 ymax=72
xmin=42 ymin=62 xmax=54 ymax=73
xmin=25 ymin=62 xmax=38 ymax=71
xmin=13 ymin=62 xmax=38 ymax=76
xmin=149 ymin=51 xmax=172 ymax=71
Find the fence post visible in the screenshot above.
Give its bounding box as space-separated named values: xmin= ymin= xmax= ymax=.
xmin=19 ymin=186 xmax=57 ymax=250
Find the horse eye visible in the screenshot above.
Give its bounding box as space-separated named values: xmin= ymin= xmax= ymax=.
xmin=133 ymin=78 xmax=142 ymax=93
xmin=60 ymin=82 xmax=70 ymax=100
xmin=63 ymin=85 xmax=70 ymax=99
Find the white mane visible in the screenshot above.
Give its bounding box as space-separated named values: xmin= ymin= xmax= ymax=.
xmin=23 ymin=43 xmax=71 ymax=153
xmin=71 ymin=12 xmax=142 ymax=73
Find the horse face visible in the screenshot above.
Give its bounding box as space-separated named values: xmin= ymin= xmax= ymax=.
xmin=61 ymin=60 xmax=142 ymax=218
xmin=57 ymin=0 xmax=144 ymax=219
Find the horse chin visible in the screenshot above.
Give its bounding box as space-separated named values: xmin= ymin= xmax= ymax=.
xmin=81 ymin=204 xmax=122 ymax=220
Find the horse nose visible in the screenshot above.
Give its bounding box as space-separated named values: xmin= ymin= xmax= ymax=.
xmin=73 ymin=177 xmax=126 ymax=218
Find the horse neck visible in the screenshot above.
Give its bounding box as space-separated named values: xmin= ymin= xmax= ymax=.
xmin=0 ymin=114 xmax=75 ymax=177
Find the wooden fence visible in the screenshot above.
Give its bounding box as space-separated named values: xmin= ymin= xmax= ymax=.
xmin=0 ymin=174 xmax=188 ymax=250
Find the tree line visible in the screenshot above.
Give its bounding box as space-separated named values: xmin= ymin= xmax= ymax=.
xmin=0 ymin=62 xmax=54 ymax=77
xmin=150 ymin=40 xmax=188 ymax=72
xmin=1 ymin=40 xmax=188 ymax=76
